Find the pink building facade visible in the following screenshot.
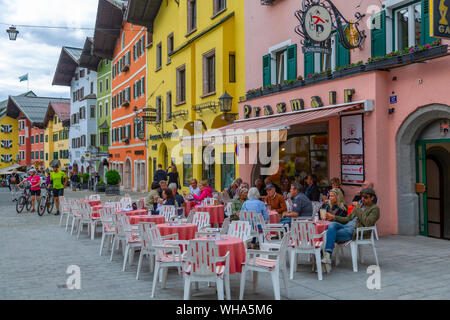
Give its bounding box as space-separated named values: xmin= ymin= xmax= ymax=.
xmin=235 ymin=0 xmax=450 ymax=238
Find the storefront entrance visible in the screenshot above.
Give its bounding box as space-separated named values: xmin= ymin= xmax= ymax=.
xmin=416 ymin=140 xmax=450 ymax=239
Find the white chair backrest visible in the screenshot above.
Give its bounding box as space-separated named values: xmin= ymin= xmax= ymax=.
xmin=138 ymin=222 xmax=156 ymax=251
xmin=239 ymin=210 xmax=262 ymax=235
xmin=291 ymin=220 xmax=317 ymax=250
xmin=311 ymin=201 xmax=321 ymax=216
xmin=224 ymin=201 xmax=233 ymax=217
xmin=186 ymin=209 xmax=195 ymax=223
xmin=89 ymin=194 xmax=100 ymax=201
xmin=137 ymin=198 xmax=145 ymax=210
xmin=220 ymin=218 xmax=231 ymax=235
xmin=120 ymin=197 xmax=133 ymax=210
xmin=227 ymin=221 xmax=251 ymax=241
xmin=201 ymin=198 xmax=215 ymax=206
xmin=279 ymin=232 xmax=291 ymax=263
xmin=161 ymin=205 xmax=176 ymax=222
xmin=110 ymin=201 xmax=123 ymax=212
xmin=99 ymin=208 xmax=113 ymax=230
xmin=193 ymin=211 xmax=210 ymax=230
xmin=185 ymin=239 xmax=220 ymax=277
xmin=148 ymin=225 xmax=164 ymax=246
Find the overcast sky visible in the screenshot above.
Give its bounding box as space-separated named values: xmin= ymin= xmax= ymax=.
xmin=0 ymin=0 xmax=98 ymax=102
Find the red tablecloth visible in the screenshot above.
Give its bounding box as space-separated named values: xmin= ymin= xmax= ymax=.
xmin=82 ymin=200 xmax=101 ymax=206
xmin=117 ymin=209 xmax=148 ymax=217
xmin=315 ymin=221 xmax=330 ymax=235
xmin=197 ymin=236 xmax=246 ymax=274
xmin=195 ymin=205 xmax=225 ymax=226
xmin=185 ymin=200 xmax=197 ymax=217
xmin=129 ymin=215 xmax=166 ymax=225
xmin=156 ymin=223 xmax=198 ymax=241
xmin=269 ymin=211 xmax=280 ymax=224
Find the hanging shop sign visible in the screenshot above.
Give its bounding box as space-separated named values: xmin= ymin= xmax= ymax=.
xmin=295 ymin=0 xmax=366 ymax=53
xmin=243 ymin=88 xmax=355 ymax=119
xmin=341 ymin=114 xmax=365 ymax=185
xmin=149 ymin=131 xmax=179 ymax=141
xmin=430 ymin=0 xmax=450 ymax=39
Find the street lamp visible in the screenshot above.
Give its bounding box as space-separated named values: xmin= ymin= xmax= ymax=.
xmin=6 ymin=25 xmax=19 ymax=41
xmin=219 ymin=91 xmax=233 ymax=112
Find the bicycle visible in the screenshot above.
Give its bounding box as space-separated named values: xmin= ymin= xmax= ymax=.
xmin=38 ymin=186 xmax=54 ymax=216
xmin=16 ymin=185 xmax=32 ymax=214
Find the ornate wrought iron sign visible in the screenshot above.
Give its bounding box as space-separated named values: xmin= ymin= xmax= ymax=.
xmin=295 ymin=0 xmax=366 ymax=53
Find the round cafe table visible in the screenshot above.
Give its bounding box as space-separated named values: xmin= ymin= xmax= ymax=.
xmin=90 ymin=205 xmax=103 ymax=219
xmin=82 ymin=200 xmax=101 ymax=207
xmin=117 ymin=209 xmax=148 ymax=217
xmin=185 ymin=200 xmax=197 ymax=217
xmin=129 ymin=215 xmax=166 ymax=225
xmin=156 ymin=223 xmax=198 ymax=241
xmin=197 ymin=236 xmax=246 ymax=274
xmin=195 ymin=205 xmax=225 ymax=226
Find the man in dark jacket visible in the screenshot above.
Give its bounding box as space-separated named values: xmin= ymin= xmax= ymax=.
xmin=153 ymin=164 xmax=167 ymax=184
xmin=322 ymin=188 xmax=380 ymax=265
xmin=305 ymin=174 xmax=320 ymax=202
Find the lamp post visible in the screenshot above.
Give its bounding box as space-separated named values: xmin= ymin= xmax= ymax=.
xmin=6 ymin=25 xmax=19 ymax=41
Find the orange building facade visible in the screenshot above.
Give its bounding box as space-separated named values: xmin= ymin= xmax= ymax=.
xmin=110 ymin=22 xmax=148 ymax=192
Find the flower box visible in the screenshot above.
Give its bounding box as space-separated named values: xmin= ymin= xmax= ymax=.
xmin=332 ymin=65 xmax=365 ymax=79
xmin=366 ymin=56 xmax=403 ymax=71
xmin=121 ymin=101 xmax=130 ymax=107
xmin=304 ymin=73 xmax=331 ymax=85
xmin=281 ymin=79 xmax=304 ymax=91
xmin=121 ymin=65 xmax=130 ymax=72
xmin=262 ymin=85 xmax=282 ymax=95
xmin=412 ymin=44 xmax=448 ymax=62
xmin=246 ymin=90 xmax=262 ymax=100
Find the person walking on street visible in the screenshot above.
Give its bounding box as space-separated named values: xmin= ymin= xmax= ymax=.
xmin=167 ymin=165 xmax=180 ymax=189
xmin=50 ymin=164 xmax=68 ymax=216
xmin=154 ymin=164 xmax=167 ymax=184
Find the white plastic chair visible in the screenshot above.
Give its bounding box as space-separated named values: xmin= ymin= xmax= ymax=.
xmin=99 ymin=207 xmax=116 ymax=256
xmin=182 ymin=239 xmax=231 ymax=300
xmin=289 ymin=220 xmax=326 ymax=281
xmin=116 ymin=213 xmax=142 ymax=271
xmin=89 ymin=194 xmax=101 ymax=201
xmin=120 ymin=197 xmax=133 ymax=210
xmin=239 ymin=210 xmax=263 ymax=243
xmin=201 ymin=198 xmax=215 ymax=206
xmin=334 ymin=225 xmax=379 ymax=272
xmin=136 ymin=222 xmax=157 ymax=280
xmin=137 ymin=198 xmax=145 ymax=210
xmin=192 ymin=211 xmax=211 ymax=231
xmin=149 ymin=226 xmax=188 ymax=298
xmin=224 ymin=201 xmax=233 ymax=217
xmin=311 ymin=201 xmax=322 ymax=216
xmin=76 ymin=204 xmax=93 ymax=240
xmin=239 ymin=232 xmax=291 ymax=300
xmin=227 ymin=221 xmax=252 ymax=243
xmin=161 ymin=205 xmax=176 ymax=222
xmin=59 ymin=196 xmax=71 ymax=226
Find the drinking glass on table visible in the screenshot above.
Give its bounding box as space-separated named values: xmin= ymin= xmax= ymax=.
xmin=320 ymin=209 xmax=327 ymax=221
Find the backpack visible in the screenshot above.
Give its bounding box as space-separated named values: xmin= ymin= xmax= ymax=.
xmin=10 ymin=174 xmax=17 ymax=184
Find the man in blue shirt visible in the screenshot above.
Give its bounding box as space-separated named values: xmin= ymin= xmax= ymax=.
xmin=241 ymin=187 xmax=269 ymax=221
xmin=280 ymin=183 xmax=312 ymax=227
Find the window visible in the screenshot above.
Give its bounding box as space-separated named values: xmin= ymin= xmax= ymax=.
xmin=79 ymin=107 xmax=85 ymax=120
xmin=141 ymin=77 xmax=145 ymax=95
xmin=35 ymin=151 xmax=39 ymax=160
xmin=90 ymin=82 xmax=94 ymax=94
xmin=80 ymin=69 xmax=85 ymax=78
xmin=90 ymin=134 xmax=96 ymax=147
xmin=121 ymin=32 xmax=125 ymax=49
xmin=156 ymin=96 xmax=162 ymax=124
xmin=99 ymin=81 xmax=103 ymax=94
xmin=275 ymin=50 xmax=287 ymax=85
xmin=213 ymin=0 xmax=226 ymax=15
xmin=53 ymin=151 xmax=58 ymax=160
xmin=167 ymin=33 xmax=174 ymax=63
xmin=35 ymin=134 xmax=39 ymax=144
xmin=156 ymin=42 xmax=162 ymax=70
xmin=19 ymin=120 xmax=25 ymax=130
xmin=31 ymin=151 xmax=34 ymax=160
xmin=45 ymin=135 xmax=48 ymax=143
xmin=105 ymin=101 xmax=109 ymax=117
xmin=264 ymin=43 xmax=298 ymax=85
xmin=99 ymin=103 xmax=102 ymax=118
xmin=81 ymin=135 xmax=86 ymax=147
xmin=45 ymin=153 xmax=48 ymax=161
xmin=40 ymin=150 xmax=43 ymax=160
xmin=176 ymin=65 xmax=186 ymax=104
xmin=187 ymin=0 xmax=197 ymax=32
xmin=31 ymin=136 xmax=34 ymax=144
xmin=229 ymin=53 xmax=236 ymax=83
xmin=100 ymin=132 xmax=109 ymax=146
xmin=166 ymin=92 xmax=172 ymax=121
xmin=203 ymin=50 xmax=216 ymax=95
xmin=147 ymin=31 xmax=153 ymax=46
xmin=394 ymin=2 xmax=423 ymax=51
xmin=53 ymin=133 xmax=58 ymax=142
xmin=19 ymin=136 xmax=25 ymax=145
xmin=221 ymin=153 xmax=235 ymax=190
xmin=54 ymin=116 xmax=58 ymax=124
xmin=40 ymin=133 xmax=44 ymax=143
xmin=183 ymin=154 xmax=193 ymax=187
xmin=202 ymin=147 xmax=215 ymax=189
xmin=90 ymin=105 xmax=96 ymax=119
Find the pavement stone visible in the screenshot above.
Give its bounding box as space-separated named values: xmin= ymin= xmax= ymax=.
xmin=1 ymin=188 xmax=450 ymax=300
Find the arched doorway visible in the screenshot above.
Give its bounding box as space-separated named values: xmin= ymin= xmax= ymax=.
xmin=159 ymin=143 xmax=169 ymax=170
xmin=125 ymin=158 xmax=132 ymax=190
xmin=396 ymin=105 xmax=450 ymax=236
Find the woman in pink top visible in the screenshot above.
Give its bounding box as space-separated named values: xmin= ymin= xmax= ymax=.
xmin=192 ymin=180 xmax=213 ymax=205
xmin=19 ymin=168 xmax=41 ymax=213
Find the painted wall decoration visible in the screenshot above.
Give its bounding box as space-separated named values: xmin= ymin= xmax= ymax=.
xmin=341 ymin=114 xmax=364 ymax=185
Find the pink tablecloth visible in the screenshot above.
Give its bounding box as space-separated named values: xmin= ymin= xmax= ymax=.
xmin=196 ymin=205 xmax=225 ymax=226
xmin=269 ymin=211 xmax=280 ymax=224
xmin=129 ymin=215 xmax=166 ymax=225
xmin=117 ymin=209 xmax=148 ymax=217
xmin=83 ymin=200 xmax=101 ymax=206
xmin=315 ymin=221 xmax=330 ymax=235
xmin=185 ymin=200 xmax=196 ymax=217
xmin=156 ymin=223 xmax=198 ymax=241
xmin=197 ymin=236 xmax=246 ymax=274
xmin=90 ymin=205 xmax=103 ymax=218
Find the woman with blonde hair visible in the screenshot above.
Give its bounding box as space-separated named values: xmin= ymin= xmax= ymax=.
xmin=192 ymin=180 xmax=213 ymax=204
xmin=319 ymin=188 xmax=348 ymax=217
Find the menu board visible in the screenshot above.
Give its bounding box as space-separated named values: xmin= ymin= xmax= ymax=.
xmin=341 ymin=114 xmax=365 ymax=185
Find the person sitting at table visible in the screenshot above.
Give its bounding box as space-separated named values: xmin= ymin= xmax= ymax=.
xmin=230 ymin=187 xmax=248 ymax=221
xmin=322 ymin=188 xmax=380 ymax=267
xmin=189 ymin=178 xmax=201 ymax=197
xmin=264 ymin=177 xmax=282 ymax=195
xmin=158 ymin=180 xmax=167 ymax=198
xmin=322 ymin=177 xmax=345 ymax=201
xmin=319 ymin=188 xmax=348 ymax=218
xmin=156 ymin=188 xmax=177 ymax=213
xmin=226 ymin=178 xmax=242 ymax=199
xmin=241 ymin=187 xmax=269 ymax=222
xmin=305 ymin=174 xmax=321 ymax=202
xmin=264 ymin=184 xmax=287 ymax=218
xmin=192 ymin=180 xmax=213 ymax=204
xmin=169 ymin=182 xmax=185 ymax=216
xmin=254 ymin=178 xmax=267 ymax=197
xmin=352 ymin=181 xmax=377 ymax=204
xmin=145 ymin=182 xmax=161 ymax=214
xmin=280 ymin=183 xmax=312 ymax=227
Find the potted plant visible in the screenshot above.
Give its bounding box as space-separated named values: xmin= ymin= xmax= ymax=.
xmin=333 ymin=61 xmax=365 ymax=79
xmin=81 ymin=173 xmax=90 ymax=189
xmin=262 ymin=84 xmax=281 ymax=95
xmin=96 ymin=178 xmax=106 ymax=193
xmin=121 ymin=100 xmax=130 ymax=107
xmin=246 ymin=87 xmax=263 ymax=100
xmin=105 ymin=170 xmax=121 ymax=195
xmin=121 ymin=64 xmax=130 ymax=72
xmin=281 ymin=77 xmax=304 ymax=91
xmin=304 ymin=69 xmax=331 ymax=85
xmin=411 ymin=40 xmax=447 ymax=62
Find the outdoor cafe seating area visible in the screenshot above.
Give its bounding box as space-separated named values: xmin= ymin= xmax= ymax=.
xmin=57 ymin=194 xmax=380 ymax=300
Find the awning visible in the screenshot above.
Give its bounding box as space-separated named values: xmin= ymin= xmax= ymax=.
xmin=181 ymin=100 xmax=374 ymax=146
xmin=0 ymin=164 xmax=26 ymax=175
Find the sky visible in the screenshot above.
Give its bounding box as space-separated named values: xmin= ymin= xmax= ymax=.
xmin=0 ymin=0 xmax=99 ymax=102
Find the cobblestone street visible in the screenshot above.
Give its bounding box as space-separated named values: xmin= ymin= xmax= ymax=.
xmin=1 ymin=188 xmax=450 ymax=300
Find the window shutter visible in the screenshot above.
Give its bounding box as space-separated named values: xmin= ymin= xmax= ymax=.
xmin=371 ymin=10 xmax=386 ymax=58
xmin=263 ymin=54 xmax=271 ymax=87
xmin=287 ymin=44 xmax=297 ymax=80
xmin=304 ymin=52 xmax=315 ymax=78
xmin=421 ymin=0 xmax=437 ymax=45
xmin=133 ymin=83 xmax=137 ymax=99
xmin=141 ymin=77 xmax=145 ymax=95
xmin=336 ymin=35 xmax=350 ymax=67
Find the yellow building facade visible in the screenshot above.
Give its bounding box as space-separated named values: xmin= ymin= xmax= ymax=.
xmin=43 ymin=102 xmax=70 ymax=169
xmin=0 ymin=114 xmax=19 ymax=170
xmin=144 ymin=0 xmax=245 ymax=192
